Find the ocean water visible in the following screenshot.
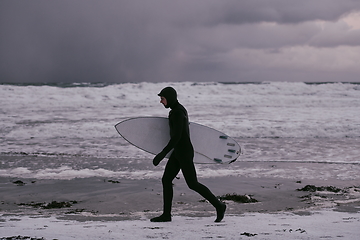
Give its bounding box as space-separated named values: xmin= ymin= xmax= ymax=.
xmin=1 ymin=82 xmax=360 ymax=180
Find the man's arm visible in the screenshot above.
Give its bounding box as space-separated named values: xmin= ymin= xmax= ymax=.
xmin=162 ymin=110 xmax=184 ymax=154
xmin=153 ymin=110 xmax=184 ymax=166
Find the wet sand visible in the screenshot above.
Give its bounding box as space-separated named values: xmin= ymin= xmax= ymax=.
xmin=1 ymin=175 xmax=357 ymax=218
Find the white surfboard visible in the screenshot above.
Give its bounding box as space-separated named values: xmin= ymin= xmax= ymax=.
xmin=115 ymin=117 xmax=241 ymax=164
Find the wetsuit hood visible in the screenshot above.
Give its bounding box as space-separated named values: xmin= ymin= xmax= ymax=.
xmin=158 ymin=87 xmax=178 ymax=109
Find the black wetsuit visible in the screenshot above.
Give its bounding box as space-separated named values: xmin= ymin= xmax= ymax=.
xmin=152 ymin=87 xmax=225 ymax=222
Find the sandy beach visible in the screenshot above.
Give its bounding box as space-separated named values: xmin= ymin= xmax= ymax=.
xmin=1 ymin=159 xmax=359 ymax=239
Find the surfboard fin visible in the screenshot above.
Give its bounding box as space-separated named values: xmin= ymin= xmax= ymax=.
xmin=219 ymin=136 xmax=228 ymax=139
xmin=213 ymin=158 xmax=223 ymax=163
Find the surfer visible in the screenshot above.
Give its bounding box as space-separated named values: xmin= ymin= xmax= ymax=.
xmin=151 ymin=86 xmax=226 ymax=223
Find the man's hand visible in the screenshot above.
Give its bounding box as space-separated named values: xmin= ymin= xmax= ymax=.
xmin=153 ymin=151 xmax=166 ymax=166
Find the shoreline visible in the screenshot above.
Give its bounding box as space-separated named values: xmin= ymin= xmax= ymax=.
xmin=1 ymin=160 xmax=359 ymax=239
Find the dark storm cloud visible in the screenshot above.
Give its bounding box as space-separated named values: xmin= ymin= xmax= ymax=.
xmin=1 ymin=0 xmax=360 ymax=83
xmin=207 ymin=0 xmax=358 ymax=25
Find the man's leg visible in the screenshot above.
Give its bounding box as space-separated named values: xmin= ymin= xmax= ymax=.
xmin=151 ymin=156 xmax=180 ymax=222
xmin=181 ymin=160 xmax=226 ymax=222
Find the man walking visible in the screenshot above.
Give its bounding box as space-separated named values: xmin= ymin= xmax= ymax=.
xmin=151 ymin=87 xmax=226 ymax=223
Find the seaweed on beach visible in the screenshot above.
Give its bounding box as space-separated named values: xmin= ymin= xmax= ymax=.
xmin=297 ymin=185 xmax=343 ymax=193
xmin=43 ymin=201 xmax=77 ymax=209
xmin=218 ymin=194 xmax=258 ymax=203
xmin=12 ymin=180 xmax=26 ymax=186
xmin=18 ymin=201 xmax=78 ymax=209
xmin=65 ymin=208 xmax=85 ymax=214
xmin=107 ymin=180 xmax=121 ymax=183
xmin=0 ymin=236 xmax=45 ymax=240
xmin=240 ymin=232 xmax=257 ymax=237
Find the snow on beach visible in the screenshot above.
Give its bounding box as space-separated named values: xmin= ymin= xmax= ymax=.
xmin=1 ymin=210 xmax=360 ymax=239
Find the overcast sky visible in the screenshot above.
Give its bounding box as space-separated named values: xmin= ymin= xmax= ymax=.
xmin=1 ymin=0 xmax=360 ymax=84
